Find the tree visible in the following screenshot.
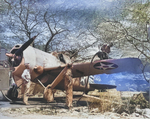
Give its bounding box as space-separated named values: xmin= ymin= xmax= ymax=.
xmin=96 ymin=0 xmax=150 ymax=61
xmin=3 ymin=0 xmax=43 ymax=46
xmin=0 ymin=0 xmax=10 ymax=49
xmin=41 ymin=4 xmax=101 ymax=54
xmin=43 ymin=9 xmax=69 ymax=52
xmin=2 ymin=0 xmax=106 ymax=59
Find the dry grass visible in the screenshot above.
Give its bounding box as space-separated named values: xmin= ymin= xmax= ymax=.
xmin=88 ymin=89 xmax=122 ymax=113
xmin=88 ymin=90 xmax=149 ymax=114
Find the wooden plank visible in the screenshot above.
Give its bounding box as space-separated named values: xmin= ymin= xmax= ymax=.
xmin=50 ymin=66 xmax=68 ymax=89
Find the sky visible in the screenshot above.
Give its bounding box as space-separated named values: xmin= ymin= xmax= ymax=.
xmin=39 ymin=0 xmax=115 ymax=10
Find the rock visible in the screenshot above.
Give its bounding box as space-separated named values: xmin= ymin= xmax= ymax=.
xmin=135 ymin=113 xmax=140 ymax=117
xmin=73 ymin=107 xmax=81 ymax=112
xmin=82 ymin=107 xmax=89 ymax=113
xmin=142 ymin=108 xmax=150 ymax=115
xmin=142 ymin=108 xmax=150 ymax=118
xmin=70 ymin=110 xmax=79 ymax=116
xmin=90 ymin=108 xmax=99 ymax=113
xmin=121 ymin=112 xmax=129 ymax=117
xmin=143 ymin=114 xmax=150 ymax=119
xmin=58 ymin=109 xmax=68 ymax=113
xmin=136 ymin=107 xmax=143 ymax=114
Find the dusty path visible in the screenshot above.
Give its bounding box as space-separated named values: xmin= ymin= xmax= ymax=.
xmin=0 ymin=97 xmax=148 ymax=119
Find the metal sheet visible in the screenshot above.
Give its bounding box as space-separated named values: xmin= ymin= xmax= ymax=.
xmin=0 ymin=49 xmax=7 ymax=61
xmin=90 ymin=84 xmax=116 ymax=89
xmin=0 ymin=68 xmax=9 ymax=90
xmin=72 ymin=58 xmax=143 ymax=78
xmin=23 ymin=46 xmax=63 ymax=69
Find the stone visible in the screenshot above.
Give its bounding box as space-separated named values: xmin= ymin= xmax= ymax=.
xmin=136 ymin=107 xmax=143 ymax=114
xmin=90 ymin=108 xmax=99 ymax=113
xmin=121 ymin=112 xmax=129 ymax=117
xmin=142 ymin=108 xmax=150 ymax=115
xmin=142 ymin=108 xmax=150 ymax=118
xmin=135 ymin=113 xmax=140 ymax=117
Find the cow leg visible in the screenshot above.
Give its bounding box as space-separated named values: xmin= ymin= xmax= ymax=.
xmin=23 ymin=80 xmax=30 ymax=105
xmin=64 ymin=68 xmax=73 ymax=108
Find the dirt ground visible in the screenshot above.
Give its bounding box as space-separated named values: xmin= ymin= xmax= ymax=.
xmin=0 ymin=90 xmax=149 ymax=119
xmin=0 ymin=101 xmax=146 ymax=119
